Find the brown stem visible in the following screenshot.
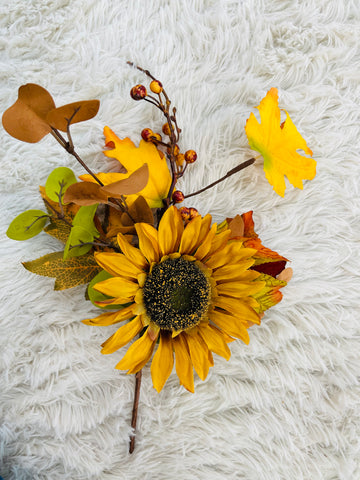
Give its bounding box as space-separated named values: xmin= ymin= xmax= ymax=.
xmin=50 ymin=127 xmax=104 ymax=186
xmin=42 ymin=198 xmax=73 ymax=227
xmin=183 ymin=158 xmax=256 ymax=200
xmin=129 ymin=369 xmax=142 ymax=454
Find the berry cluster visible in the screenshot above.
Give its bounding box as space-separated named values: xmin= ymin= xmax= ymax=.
xmin=129 ymin=64 xmax=198 ymax=218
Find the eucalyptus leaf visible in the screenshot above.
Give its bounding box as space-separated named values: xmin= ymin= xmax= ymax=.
xmin=45 ymin=167 xmax=77 ymax=203
xmin=7 ymin=209 xmax=49 ymax=240
xmin=72 ymin=204 xmax=99 ymax=237
xmin=63 ymin=225 xmax=94 ymax=260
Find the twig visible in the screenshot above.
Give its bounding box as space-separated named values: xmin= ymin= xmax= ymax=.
xmin=129 ymin=369 xmax=142 ymax=454
xmin=183 ymin=158 xmax=256 ymax=200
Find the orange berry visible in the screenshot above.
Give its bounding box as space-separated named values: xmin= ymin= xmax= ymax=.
xmin=179 ymin=207 xmax=191 ymax=221
xmin=175 ymin=153 xmax=185 ymax=167
xmin=189 ymin=207 xmax=199 ymax=219
xmin=141 ymin=128 xmax=154 ymax=141
xmin=150 ymin=80 xmax=163 ymax=94
xmin=172 ymin=190 xmax=185 ymax=204
xmin=152 ymin=133 xmax=162 ymax=142
xmin=162 ymin=123 xmax=171 ymax=136
xmin=130 ymin=84 xmax=147 ymax=100
xmin=185 ymin=150 xmax=197 ymax=164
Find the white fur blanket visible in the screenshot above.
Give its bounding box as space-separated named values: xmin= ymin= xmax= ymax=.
xmin=1 ymin=1 xmax=359 ymax=479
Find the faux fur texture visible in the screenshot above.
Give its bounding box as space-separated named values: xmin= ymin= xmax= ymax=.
xmin=1 ymin=1 xmax=359 ymax=479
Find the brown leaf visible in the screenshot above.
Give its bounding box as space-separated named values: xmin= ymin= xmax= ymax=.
xmin=228 ymin=215 xmax=245 ymax=238
xmin=46 ymin=100 xmax=100 ymax=132
xmin=2 ymin=84 xmax=55 ymax=143
xmin=100 ymin=163 xmax=149 ymax=197
xmin=63 ymin=182 xmax=109 ymax=206
xmin=123 ymin=195 xmax=154 ymax=225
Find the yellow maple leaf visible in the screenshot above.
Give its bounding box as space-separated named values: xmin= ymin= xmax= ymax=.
xmin=79 ymin=126 xmax=172 ymax=208
xmin=245 ymin=88 xmax=316 ymax=197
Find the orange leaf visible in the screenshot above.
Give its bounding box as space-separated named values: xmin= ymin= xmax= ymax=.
xmin=100 ymin=163 xmax=149 ymax=197
xmin=2 ymin=84 xmax=55 ymax=143
xmin=46 ymin=100 xmax=100 ymax=132
xmin=63 ymin=182 xmax=109 ymax=206
xmin=245 ymin=88 xmax=316 ymax=196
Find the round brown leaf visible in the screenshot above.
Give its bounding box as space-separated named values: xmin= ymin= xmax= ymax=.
xmin=100 ymin=163 xmax=149 ymax=197
xmin=63 ymin=182 xmax=109 ymax=206
xmin=2 ymin=84 xmax=55 ymax=143
xmin=46 ymin=100 xmax=100 ymax=132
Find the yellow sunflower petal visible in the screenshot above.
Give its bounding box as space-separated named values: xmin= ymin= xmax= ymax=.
xmin=209 ymin=310 xmax=250 ymax=344
xmin=194 ymin=223 xmax=217 ymax=261
xmin=173 ymin=333 xmax=194 ymax=393
xmin=82 ymin=304 xmax=136 ymax=326
xmin=212 ymin=261 xmax=256 ymax=281
xmin=94 ymin=252 xmax=142 ymax=279
xmin=101 ymin=316 xmax=144 ymax=354
xmin=151 ymin=332 xmax=174 ymax=392
xmin=216 ymin=280 xmax=265 ymax=297
xmin=117 ymin=233 xmax=147 ymax=269
xmin=213 ymin=296 xmax=261 ymax=324
xmin=135 ymin=223 xmax=160 ymax=263
xmin=179 ymin=215 xmax=202 ymax=255
xmin=206 ymin=245 xmax=257 ymax=270
xmin=116 ymin=332 xmax=156 ymax=373
xmin=205 ymin=229 xmax=232 ymax=258
xmin=94 ymin=277 xmax=139 ymax=298
xmin=198 ymin=324 xmax=232 ymax=360
xmin=198 ymin=214 xmax=212 ymax=244
xmin=185 ymin=332 xmax=212 ymax=381
xmin=158 ymin=205 xmax=184 ymax=256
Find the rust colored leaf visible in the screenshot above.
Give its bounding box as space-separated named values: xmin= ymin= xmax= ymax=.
xmin=100 ymin=164 xmax=149 ymax=198
xmin=2 ymin=84 xmax=55 ymax=143
xmin=63 ymin=182 xmax=109 ymax=206
xmin=46 ymin=100 xmax=100 ymax=132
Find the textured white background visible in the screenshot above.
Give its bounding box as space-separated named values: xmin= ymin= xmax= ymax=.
xmin=1 ymin=1 xmax=359 ymax=479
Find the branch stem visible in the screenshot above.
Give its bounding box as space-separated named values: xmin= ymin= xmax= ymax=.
xmin=129 ymin=369 xmax=142 ymax=454
xmin=183 ymin=158 xmax=256 ymax=200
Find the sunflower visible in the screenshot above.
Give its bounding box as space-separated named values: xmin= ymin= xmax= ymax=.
xmin=83 ymin=206 xmax=270 ymax=393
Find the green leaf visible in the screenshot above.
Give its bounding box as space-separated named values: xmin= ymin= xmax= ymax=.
xmin=63 ymin=225 xmax=94 ymax=260
xmin=45 ymin=167 xmax=77 ymax=203
xmin=7 ymin=209 xmax=49 ymax=240
xmin=87 ymin=270 xmax=126 ymax=309
xmin=72 ymin=204 xmax=99 ymax=237
xmin=252 ymin=273 xmax=287 ymax=314
xmin=22 ymin=251 xmax=102 ymax=290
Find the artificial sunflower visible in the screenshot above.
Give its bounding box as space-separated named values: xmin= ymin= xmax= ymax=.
xmin=83 ymin=206 xmax=278 ymax=393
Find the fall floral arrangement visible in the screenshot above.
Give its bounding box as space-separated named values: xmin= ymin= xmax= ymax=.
xmin=3 ymin=64 xmax=316 ymax=452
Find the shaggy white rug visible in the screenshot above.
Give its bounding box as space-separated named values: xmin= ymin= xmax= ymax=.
xmin=1 ymin=1 xmax=359 ymax=479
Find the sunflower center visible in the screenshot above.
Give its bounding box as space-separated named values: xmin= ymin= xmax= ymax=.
xmin=143 ymin=257 xmax=211 ymax=331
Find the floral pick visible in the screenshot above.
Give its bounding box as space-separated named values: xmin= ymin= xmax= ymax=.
xmin=3 ymin=65 xmax=314 ymax=453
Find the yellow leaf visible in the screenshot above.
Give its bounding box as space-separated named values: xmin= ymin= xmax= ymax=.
xmin=245 ymin=88 xmax=316 ymax=197
xmin=23 ymin=251 xmax=102 ymax=290
xmin=79 ymin=126 xmax=172 ymax=208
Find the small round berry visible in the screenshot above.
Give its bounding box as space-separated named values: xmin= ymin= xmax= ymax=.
xmin=167 ymin=144 xmax=180 ymax=156
xmin=150 ymin=80 xmax=163 ymax=94
xmin=189 ymin=207 xmax=199 ymax=219
xmin=172 ymin=190 xmax=185 ymax=204
xmin=162 ymin=123 xmax=171 ymax=136
xmin=179 ymin=207 xmax=191 ymax=221
xmin=141 ymin=128 xmax=154 ymax=142
xmin=185 ymin=150 xmax=197 ymax=164
xmin=152 ymin=133 xmax=162 ymax=142
xmin=130 ymin=84 xmax=147 ymax=100
xmin=175 ymin=153 xmax=185 ymax=167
